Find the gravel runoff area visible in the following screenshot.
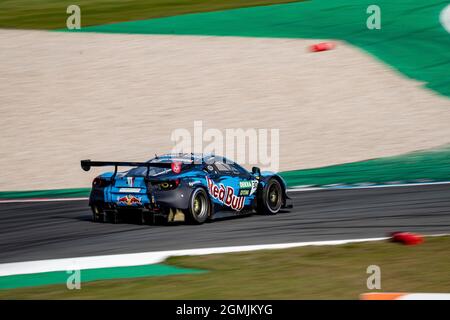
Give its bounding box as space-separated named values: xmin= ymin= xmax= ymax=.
xmin=1 ymin=29 xmax=449 ymax=191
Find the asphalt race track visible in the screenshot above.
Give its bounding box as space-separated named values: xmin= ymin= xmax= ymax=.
xmin=0 ymin=184 xmax=449 ymax=264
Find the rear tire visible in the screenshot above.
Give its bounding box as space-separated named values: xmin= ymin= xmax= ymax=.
xmin=106 ymin=211 xmax=120 ymax=224
xmin=258 ymin=178 xmax=283 ymax=215
xmin=185 ymin=188 xmax=211 ymax=224
xmin=91 ymin=206 xmax=105 ymax=222
xmin=137 ymin=211 xmax=147 ymax=225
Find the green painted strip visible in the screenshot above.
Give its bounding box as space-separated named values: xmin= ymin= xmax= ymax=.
xmin=0 ymin=0 xmax=305 ymax=30
xmin=0 ymin=264 xmax=205 ymax=290
xmin=2 ymin=145 xmax=450 ymax=199
xmin=280 ymin=145 xmax=450 ymax=188
xmin=70 ymin=0 xmax=450 ymax=97
xmin=0 ymin=188 xmax=90 ymax=200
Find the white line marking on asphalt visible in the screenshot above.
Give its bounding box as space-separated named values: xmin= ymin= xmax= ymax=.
xmin=0 ymin=232 xmax=448 ymax=277
xmin=361 ymin=292 xmax=450 ymax=300
xmin=0 ymin=197 xmax=89 ymax=204
xmin=288 ymin=181 xmax=450 ymax=192
xmin=1 ymin=180 xmax=449 ymax=203
xmin=0 ymin=237 xmax=391 ymax=276
xmin=398 ymin=293 xmax=450 ymax=300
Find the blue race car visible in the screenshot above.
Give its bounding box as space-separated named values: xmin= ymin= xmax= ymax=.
xmin=81 ymin=154 xmax=292 ymax=224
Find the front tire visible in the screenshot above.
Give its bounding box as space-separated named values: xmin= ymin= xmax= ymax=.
xmin=185 ymin=188 xmax=211 ymax=224
xmin=258 ymin=178 xmax=283 ymax=215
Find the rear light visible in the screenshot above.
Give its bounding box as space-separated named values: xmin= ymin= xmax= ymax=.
xmin=92 ymin=178 xmax=111 ymax=188
xmin=155 ymin=179 xmax=180 ymax=191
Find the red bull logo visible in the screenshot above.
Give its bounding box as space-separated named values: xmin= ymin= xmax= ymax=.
xmin=171 ymin=161 xmax=182 ymax=174
xmin=206 ymin=177 xmax=245 ymax=211
xmin=118 ymin=195 xmax=142 ymax=206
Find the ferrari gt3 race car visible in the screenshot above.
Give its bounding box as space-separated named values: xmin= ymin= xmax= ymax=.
xmin=81 ymin=154 xmax=292 ymax=224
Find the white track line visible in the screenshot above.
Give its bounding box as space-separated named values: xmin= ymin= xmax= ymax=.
xmin=398 ymin=293 xmax=450 ymax=300
xmin=0 ymin=237 xmax=389 ymax=277
xmin=361 ymin=292 xmax=450 ymax=300
xmin=1 ymin=234 xmax=449 ymax=277
xmin=0 ymin=197 xmax=89 ymax=204
xmin=1 ymin=181 xmax=449 ymax=203
xmin=288 ymin=181 xmax=450 ymax=192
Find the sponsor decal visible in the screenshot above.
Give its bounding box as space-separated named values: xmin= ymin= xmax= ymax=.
xmin=188 ymin=180 xmax=201 ymax=187
xmin=206 ymin=177 xmax=245 ymax=211
xmin=239 ymin=181 xmax=252 ymax=189
xmin=118 ymin=188 xmax=141 ymax=193
xmin=117 ymin=195 xmax=142 ymax=206
xmin=171 ymin=162 xmax=182 ymax=174
xmin=127 ymin=177 xmax=135 ymax=187
xmin=240 ymin=180 xmax=259 ymax=195
xmin=239 ymin=189 xmax=250 ymax=196
xmin=250 ymin=180 xmax=259 ymax=195
xmin=239 ymin=180 xmax=258 ymax=196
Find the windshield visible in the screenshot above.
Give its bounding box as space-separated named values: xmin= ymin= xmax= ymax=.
xmin=124 ymin=155 xmax=193 ymax=177
xmin=125 ymin=166 xmax=171 ymax=177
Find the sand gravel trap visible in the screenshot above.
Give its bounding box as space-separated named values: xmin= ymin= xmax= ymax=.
xmin=1 ymin=29 xmax=449 ymax=191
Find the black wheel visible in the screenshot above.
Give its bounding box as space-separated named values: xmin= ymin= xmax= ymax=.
xmin=91 ymin=206 xmax=105 ymax=222
xmin=185 ymin=188 xmax=211 ymax=224
xmin=258 ymin=178 xmax=283 ymax=215
xmin=106 ymin=211 xmax=120 ymax=224
xmin=137 ymin=211 xmax=147 ymax=225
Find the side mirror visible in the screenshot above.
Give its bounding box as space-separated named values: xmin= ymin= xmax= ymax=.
xmin=252 ymin=166 xmax=261 ymax=176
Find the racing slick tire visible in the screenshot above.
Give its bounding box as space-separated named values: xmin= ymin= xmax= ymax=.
xmin=185 ymin=188 xmax=211 ymax=224
xmin=257 ymin=178 xmax=283 ymax=215
xmin=108 ymin=211 xmax=120 ymax=224
xmin=91 ymin=206 xmax=106 ymax=223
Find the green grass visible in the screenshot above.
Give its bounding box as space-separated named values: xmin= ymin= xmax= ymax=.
xmin=280 ymin=145 xmax=450 ymax=187
xmin=2 ymin=236 xmax=449 ymax=299
xmin=0 ymin=0 xmax=304 ymax=30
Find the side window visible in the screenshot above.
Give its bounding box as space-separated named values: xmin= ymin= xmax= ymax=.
xmin=227 ymin=163 xmax=247 ymax=176
xmin=213 ymin=160 xmax=247 ymax=176
xmin=214 ymin=161 xmax=233 ymax=173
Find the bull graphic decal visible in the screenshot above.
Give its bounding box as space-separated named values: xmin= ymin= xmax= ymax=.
xmin=118 ymin=195 xmax=142 ymax=206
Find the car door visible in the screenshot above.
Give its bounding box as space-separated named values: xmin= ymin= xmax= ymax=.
xmin=205 ymin=160 xmax=245 ymax=211
xmin=227 ymin=162 xmax=259 ymax=205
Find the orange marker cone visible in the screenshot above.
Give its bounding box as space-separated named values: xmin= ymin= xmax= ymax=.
xmin=310 ymin=42 xmax=336 ymax=52
xmin=390 ymin=232 xmax=424 ymax=245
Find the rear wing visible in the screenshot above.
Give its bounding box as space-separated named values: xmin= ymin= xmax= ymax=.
xmin=81 ymin=159 xmax=179 ymax=180
xmin=81 ymin=160 xmax=172 ymax=172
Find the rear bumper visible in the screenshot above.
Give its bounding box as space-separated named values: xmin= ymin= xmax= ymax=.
xmin=89 ymin=183 xmax=194 ymax=213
